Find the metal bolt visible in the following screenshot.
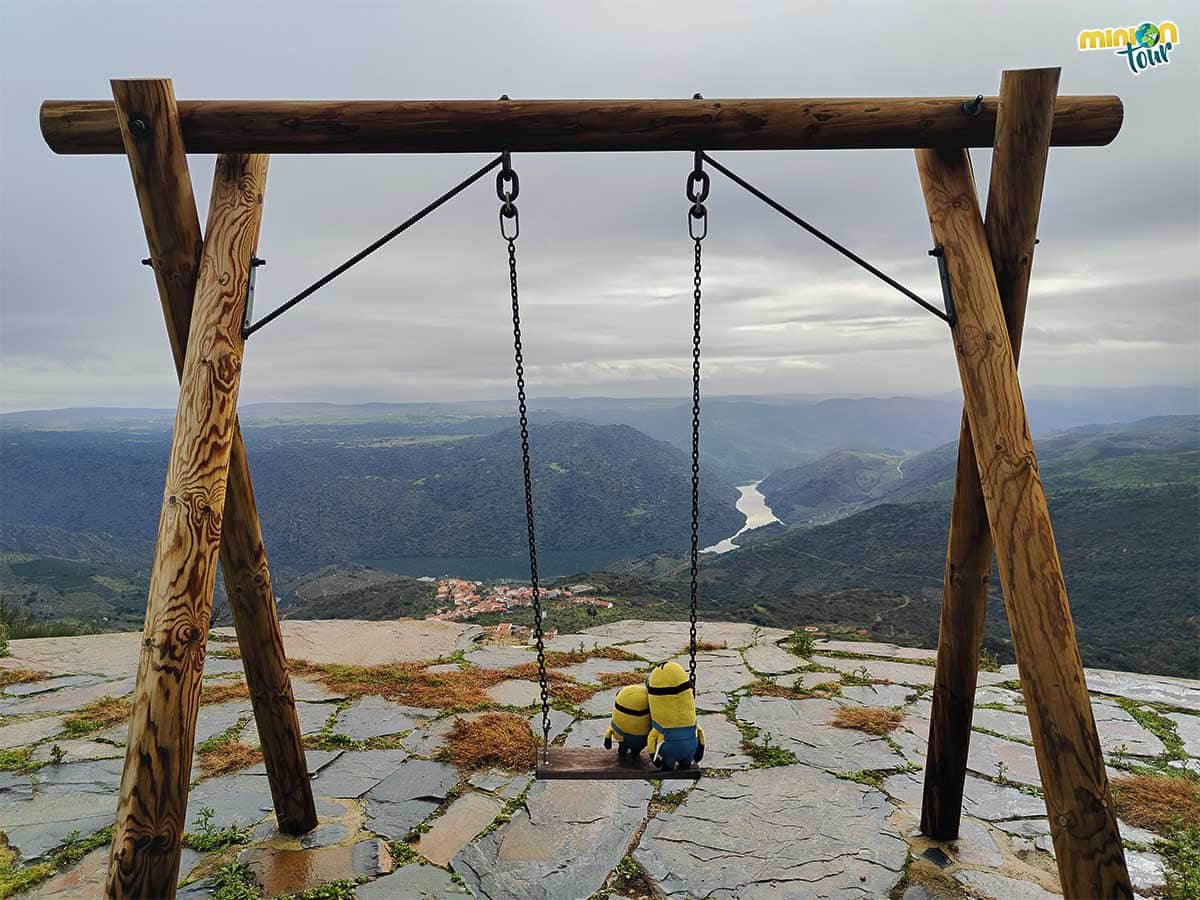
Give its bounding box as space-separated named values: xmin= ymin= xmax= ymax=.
xmin=128 ymin=115 xmax=150 ymax=136
xmin=961 ymin=95 xmax=984 ymax=118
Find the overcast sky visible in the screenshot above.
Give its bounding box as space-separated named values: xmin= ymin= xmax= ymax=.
xmin=1 ymin=1 xmax=1197 ymax=413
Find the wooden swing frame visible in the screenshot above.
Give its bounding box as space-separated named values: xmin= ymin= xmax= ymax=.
xmin=39 ymin=68 xmax=1132 ymax=899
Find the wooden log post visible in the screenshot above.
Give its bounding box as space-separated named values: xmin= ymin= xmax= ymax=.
xmin=107 ymin=152 xmax=271 ymax=899
xmin=110 ymin=79 xmax=317 ymax=843
xmin=920 ymin=67 xmax=1060 ymax=841
xmin=915 ymin=146 xmax=1131 ymax=898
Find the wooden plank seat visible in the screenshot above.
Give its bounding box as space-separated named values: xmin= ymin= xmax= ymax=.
xmin=536 ymin=748 xmax=703 ymax=780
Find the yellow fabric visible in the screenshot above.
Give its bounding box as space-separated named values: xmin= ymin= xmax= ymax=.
xmin=646 ymin=661 xmax=697 ymax=729
xmin=610 ymin=683 xmax=651 ymax=738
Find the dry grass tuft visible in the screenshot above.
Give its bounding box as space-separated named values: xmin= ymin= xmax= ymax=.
xmin=0 ymin=668 xmax=48 ymax=689
xmin=62 ymin=695 xmax=131 ymax=736
xmin=438 ymin=712 xmax=537 ymax=770
xmin=831 ymin=705 xmax=903 ymax=736
xmin=1113 ymin=773 xmax=1200 ymax=834
xmin=200 ymin=679 xmax=251 ymax=706
xmin=197 ymin=740 xmax=262 ymax=778
xmin=597 ymin=670 xmax=646 ymax=688
xmin=748 ymin=679 xmax=804 ymax=699
xmin=292 ymin=654 xmax=602 ymax=710
xmin=690 ymin=641 xmax=727 ymax=653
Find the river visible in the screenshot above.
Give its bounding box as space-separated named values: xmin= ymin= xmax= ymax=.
xmin=701 ymin=481 xmax=781 ymax=554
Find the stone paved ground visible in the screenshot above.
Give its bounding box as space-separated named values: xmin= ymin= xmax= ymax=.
xmin=0 ymin=619 xmax=1195 ymax=898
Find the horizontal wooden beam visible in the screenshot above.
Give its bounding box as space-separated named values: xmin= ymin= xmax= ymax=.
xmin=41 ymin=94 xmax=1122 ymax=155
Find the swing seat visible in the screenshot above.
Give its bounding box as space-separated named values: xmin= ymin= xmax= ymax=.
xmin=536 ymin=748 xmax=703 ymax=780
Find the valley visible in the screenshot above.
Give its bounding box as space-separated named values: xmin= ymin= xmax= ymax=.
xmin=1 ymin=394 xmax=1196 ymax=678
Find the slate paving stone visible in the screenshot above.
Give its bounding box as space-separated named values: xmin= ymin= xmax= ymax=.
xmin=742 ymin=642 xmax=806 ymax=675
xmin=465 ymin=646 xmax=536 ymax=670
xmin=24 ymin=846 xmax=107 ymax=898
xmin=777 ymin=670 xmax=842 ymax=690
xmin=240 ymin=700 xmax=332 ymax=745
xmin=814 ymin=640 xmax=939 ymax=662
xmin=972 ymin=706 xmax=1034 ymax=742
xmin=0 ymin=795 xmax=113 ymax=862
xmin=967 ymin=730 xmax=1042 ymax=787
xmin=416 ymin=791 xmax=504 ymax=865
xmin=580 ymin=686 xmax=621 ymax=717
xmin=245 ymin=748 xmax=343 ymax=777
xmin=455 ymin=778 xmax=652 ymax=900
xmin=290 ymin=677 xmax=347 ymax=702
xmin=194 ymin=700 xmax=251 ymax=744
xmin=542 ymin=633 xmax=612 ymax=653
xmin=955 ymin=870 xmax=1061 ymax=899
xmin=469 ymin=768 xmax=529 ymax=795
xmin=2 ymin=674 xmax=100 ymax=698
xmin=0 ymin=714 xmax=67 ymax=749
xmin=838 ymin=683 xmax=916 ymax=707
xmin=335 ymin=695 xmax=423 ymax=740
xmin=1167 ymin=711 xmax=1200 ymax=757
xmin=695 ymin=713 xmax=752 ymax=768
xmin=813 ymin=655 xmax=935 ymax=687
xmin=1090 ymin=698 xmax=1166 ymax=757
xmin=529 ymin=708 xmax=573 ymax=742
xmin=883 ymin=772 xmax=1047 ymax=821
xmin=975 ymin=686 xmax=1025 ymax=707
xmin=355 ymin=863 xmax=472 ymax=898
xmin=553 ymin=657 xmax=643 ymax=684
xmin=0 ymin=677 xmax=135 ymax=717
xmin=1083 ymin=667 xmax=1200 ymax=712
xmin=300 ymin=822 xmax=349 ymax=849
xmin=184 ymin=773 xmax=275 ymax=832
xmin=485 ymin=679 xmax=542 ymax=707
xmin=952 ymin=818 xmax=1005 ymax=867
xmin=280 ymin=619 xmax=474 ymax=666
xmin=1 ymin=632 xmax=142 ymax=678
xmin=241 ymin=838 xmax=393 ymax=896
xmin=31 ymin=739 xmax=123 ymax=764
xmin=311 ymin=749 xmax=410 ymax=798
xmin=363 ymin=759 xmax=459 ymax=840
xmin=738 ymin=695 xmax=905 ymax=774
xmin=694 ymin=689 xmax=729 ymax=713
xmin=1125 ymin=847 xmax=1166 ymax=894
xmin=673 ymin=650 xmax=755 ymax=693
xmin=636 ymin=764 xmax=907 ymax=899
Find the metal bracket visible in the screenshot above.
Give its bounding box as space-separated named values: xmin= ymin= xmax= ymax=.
xmin=928 ymin=247 xmax=957 ymax=327
xmin=243 ymin=256 xmax=267 ymax=338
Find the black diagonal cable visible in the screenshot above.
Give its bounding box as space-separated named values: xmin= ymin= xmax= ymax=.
xmin=242 ymin=155 xmax=505 ymax=337
xmin=700 ymin=152 xmax=949 ymax=324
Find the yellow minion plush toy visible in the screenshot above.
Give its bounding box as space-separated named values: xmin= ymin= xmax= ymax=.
xmin=645 ymin=661 xmax=705 ymax=770
xmin=603 ymin=683 xmax=651 ymax=756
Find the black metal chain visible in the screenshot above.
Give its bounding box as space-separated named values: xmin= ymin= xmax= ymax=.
xmin=686 ymin=152 xmax=707 ymax=691
xmin=498 ymin=153 xmax=551 ymax=756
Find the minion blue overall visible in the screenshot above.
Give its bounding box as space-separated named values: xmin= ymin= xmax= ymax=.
xmin=603 ymin=683 xmax=652 ymax=756
xmin=645 ymin=661 xmax=706 ymax=770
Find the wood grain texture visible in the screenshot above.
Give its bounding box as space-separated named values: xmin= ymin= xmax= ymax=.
xmin=40 ymin=94 xmax=1122 ymax=154
xmin=537 ymin=748 xmax=702 ymax=780
xmin=916 ymin=145 xmax=1131 ymax=900
xmin=106 ymin=152 xmax=270 ymax=900
xmin=111 ymin=79 xmax=317 ymax=843
xmin=921 ymin=67 xmax=1060 ymax=842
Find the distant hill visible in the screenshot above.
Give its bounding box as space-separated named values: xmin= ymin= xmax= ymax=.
xmin=688 ymin=482 xmax=1200 ymax=677
xmin=761 ymin=415 xmax=1200 ymax=525
xmin=0 ymin=421 xmax=742 ymax=620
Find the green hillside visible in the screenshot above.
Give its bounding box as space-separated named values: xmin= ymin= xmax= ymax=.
xmin=760 ymin=415 xmax=1200 ymax=525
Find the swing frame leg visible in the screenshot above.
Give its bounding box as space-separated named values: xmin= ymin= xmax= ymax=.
xmin=106 ymin=151 xmax=274 ymax=898
xmin=915 ymin=143 xmax=1131 ymax=899
xmin=110 ymin=78 xmax=317 ymax=843
xmin=920 ymin=67 xmax=1058 ymax=841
